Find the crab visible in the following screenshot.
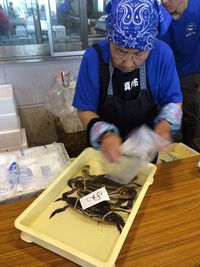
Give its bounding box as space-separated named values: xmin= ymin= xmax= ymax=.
xmin=50 ymin=193 xmax=125 ymax=233
xmin=66 ymin=165 xmax=141 ymax=210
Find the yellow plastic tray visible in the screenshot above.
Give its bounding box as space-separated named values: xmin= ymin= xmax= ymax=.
xmin=15 ymin=147 xmax=157 ymax=267
xmin=157 ymin=142 xmax=199 ymax=163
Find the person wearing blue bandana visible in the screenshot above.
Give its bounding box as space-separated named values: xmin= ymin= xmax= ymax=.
xmin=73 ymin=0 xmax=183 ymax=163
xmin=160 ymin=0 xmax=200 ymax=151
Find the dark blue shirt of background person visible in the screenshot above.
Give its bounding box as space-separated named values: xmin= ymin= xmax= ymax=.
xmin=56 ymin=0 xmax=74 ymax=26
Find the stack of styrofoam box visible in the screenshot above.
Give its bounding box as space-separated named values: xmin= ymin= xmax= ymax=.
xmin=0 ymin=84 xmax=27 ymax=152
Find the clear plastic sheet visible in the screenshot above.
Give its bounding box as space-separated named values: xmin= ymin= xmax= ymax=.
xmin=105 ymin=125 xmax=170 ymax=184
xmin=121 ymin=125 xmax=170 ymax=160
xmin=45 ymin=72 xmax=83 ymax=133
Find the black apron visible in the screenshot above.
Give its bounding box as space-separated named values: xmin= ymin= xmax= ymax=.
xmin=93 ymin=44 xmax=158 ymax=140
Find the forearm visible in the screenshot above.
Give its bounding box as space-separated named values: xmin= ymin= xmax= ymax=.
xmin=154 ymin=120 xmax=171 ymax=142
xmin=78 ymin=110 xmax=119 ymax=143
xmin=77 ymin=110 xmax=99 ymax=127
xmin=154 ymin=102 xmax=182 ymax=136
xmin=78 ymin=109 xmax=121 ymax=162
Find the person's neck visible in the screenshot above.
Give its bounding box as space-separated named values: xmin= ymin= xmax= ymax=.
xmin=172 ymin=0 xmax=189 ymax=20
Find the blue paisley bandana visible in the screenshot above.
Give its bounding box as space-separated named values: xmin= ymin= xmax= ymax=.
xmin=105 ymin=0 xmax=171 ymax=50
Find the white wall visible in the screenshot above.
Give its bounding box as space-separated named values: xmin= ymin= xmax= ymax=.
xmin=0 ymin=57 xmax=82 ymax=106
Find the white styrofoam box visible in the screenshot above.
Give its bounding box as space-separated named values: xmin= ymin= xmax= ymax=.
xmin=0 ymin=113 xmax=20 ymax=132
xmin=52 ymin=25 xmax=67 ymax=42
xmin=0 ymin=128 xmax=23 ymax=149
xmin=0 ymin=84 xmax=16 ymax=115
xmin=16 ymin=26 xmax=27 ymax=37
xmin=0 ymin=128 xmax=28 ymax=152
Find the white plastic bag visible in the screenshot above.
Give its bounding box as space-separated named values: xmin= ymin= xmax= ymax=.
xmin=0 ymin=157 xmax=12 ymax=195
xmin=105 ymin=125 xmax=170 ymax=184
xmin=121 ymin=125 xmax=170 ymax=160
xmin=0 ymin=143 xmax=71 ymax=202
xmin=45 ymin=71 xmax=84 ymax=133
xmin=18 ymin=143 xmax=70 ymax=190
xmin=0 ymin=153 xmax=22 ymax=195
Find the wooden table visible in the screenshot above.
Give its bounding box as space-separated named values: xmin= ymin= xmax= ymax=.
xmin=0 ymin=155 xmax=200 ymax=267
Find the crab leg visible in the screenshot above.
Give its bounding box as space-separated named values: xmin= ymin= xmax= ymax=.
xmin=49 ymin=205 xmax=69 ymax=218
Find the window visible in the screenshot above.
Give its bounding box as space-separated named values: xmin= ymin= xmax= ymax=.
xmin=97 ymin=0 xmax=104 ymax=12
xmin=0 ymin=0 xmax=107 ymax=60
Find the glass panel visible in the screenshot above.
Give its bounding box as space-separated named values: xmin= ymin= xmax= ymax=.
xmin=0 ymin=0 xmax=108 ymax=59
xmin=0 ymin=0 xmax=50 ymax=46
xmin=49 ymin=0 xmax=82 ymax=52
xmin=87 ymin=0 xmax=106 ymax=46
xmin=50 ymin=0 xmax=107 ymax=53
xmin=97 ymin=0 xmax=104 ymax=12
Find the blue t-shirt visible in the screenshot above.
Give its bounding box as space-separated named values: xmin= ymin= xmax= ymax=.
xmin=57 ymin=0 xmax=72 ymax=15
xmin=73 ymin=39 xmax=182 ymax=112
xmin=160 ymin=0 xmax=200 ymax=77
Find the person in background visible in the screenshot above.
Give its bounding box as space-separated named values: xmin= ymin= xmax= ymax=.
xmin=73 ymin=0 xmax=183 ymax=163
xmin=40 ymin=4 xmax=46 ymax=20
xmin=0 ymin=8 xmax=13 ymax=36
xmin=7 ymin=2 xmax=17 ymax=19
xmin=7 ymin=2 xmax=18 ymax=35
xmin=56 ymin=0 xmax=75 ymax=28
xmin=160 ymin=0 xmax=200 ymax=151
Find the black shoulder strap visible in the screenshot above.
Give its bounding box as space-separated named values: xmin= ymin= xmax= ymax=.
xmin=92 ymin=44 xmax=110 ymax=114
